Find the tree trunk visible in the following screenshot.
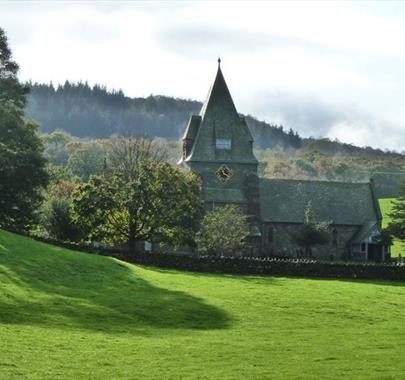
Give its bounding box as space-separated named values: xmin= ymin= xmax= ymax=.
xmin=128 ymin=221 xmax=136 ymax=255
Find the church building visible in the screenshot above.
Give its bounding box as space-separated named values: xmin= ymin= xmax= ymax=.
xmin=178 ymin=60 xmax=388 ymax=261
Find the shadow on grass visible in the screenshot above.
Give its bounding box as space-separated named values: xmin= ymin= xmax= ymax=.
xmin=0 ymin=235 xmax=231 ymax=334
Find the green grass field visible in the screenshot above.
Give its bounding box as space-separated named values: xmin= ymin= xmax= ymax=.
xmin=379 ymin=198 xmax=405 ymax=257
xmin=1 ymin=229 xmax=405 ymax=379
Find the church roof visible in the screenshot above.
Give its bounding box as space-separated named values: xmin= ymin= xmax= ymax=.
xmin=349 ymin=221 xmax=379 ymax=244
xmin=260 ymin=178 xmax=380 ymax=225
xmin=182 ymin=115 xmax=201 ymax=140
xmin=199 ymin=60 xmax=238 ymax=121
xmin=184 ymin=60 xmax=257 ymax=163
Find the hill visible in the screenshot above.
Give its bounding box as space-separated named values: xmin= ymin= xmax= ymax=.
xmin=27 ymin=82 xmax=405 ymax=198
xmin=1 ymin=229 xmax=405 ymax=378
xmin=26 ymin=81 xmax=297 ymax=149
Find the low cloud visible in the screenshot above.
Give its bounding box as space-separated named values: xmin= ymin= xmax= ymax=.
xmin=249 ymin=91 xmax=405 ymax=152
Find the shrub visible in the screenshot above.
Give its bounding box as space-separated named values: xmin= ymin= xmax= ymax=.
xmin=197 ymin=205 xmax=250 ymax=256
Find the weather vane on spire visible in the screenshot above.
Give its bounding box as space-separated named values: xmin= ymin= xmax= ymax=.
xmin=218 ymin=57 xmax=221 ymax=67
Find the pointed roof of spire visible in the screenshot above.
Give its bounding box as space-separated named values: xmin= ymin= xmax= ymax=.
xmin=199 ymin=59 xmax=238 ymax=120
xmin=180 ymin=59 xmax=257 ymax=164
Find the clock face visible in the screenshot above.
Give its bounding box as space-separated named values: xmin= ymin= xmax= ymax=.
xmin=216 ymin=164 xmax=233 ymax=182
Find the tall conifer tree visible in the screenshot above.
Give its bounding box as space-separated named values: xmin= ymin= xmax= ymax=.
xmin=0 ymin=27 xmax=48 ymax=230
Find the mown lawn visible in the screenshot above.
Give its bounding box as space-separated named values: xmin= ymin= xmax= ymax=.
xmin=379 ymin=198 xmax=405 ymax=257
xmin=1 ymin=229 xmax=405 ymax=379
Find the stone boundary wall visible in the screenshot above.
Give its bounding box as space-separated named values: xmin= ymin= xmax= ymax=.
xmin=28 ymin=235 xmax=405 ymax=282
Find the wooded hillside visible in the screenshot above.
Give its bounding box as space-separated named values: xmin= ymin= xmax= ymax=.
xmin=26 ymin=81 xmax=405 ymax=198
xmin=25 ymin=81 xmax=300 ymax=149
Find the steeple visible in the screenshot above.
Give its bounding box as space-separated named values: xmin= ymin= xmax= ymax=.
xmin=199 ymin=59 xmax=238 ymax=121
xmin=178 ymin=60 xmax=260 ymax=229
xmin=180 ymin=59 xmax=256 ymax=164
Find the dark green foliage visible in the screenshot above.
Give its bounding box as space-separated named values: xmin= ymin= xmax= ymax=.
xmin=0 ymin=28 xmax=48 ymax=231
xmin=26 ymin=81 xmax=202 ymax=139
xmin=40 ymin=179 xmax=83 ymax=241
xmin=388 ymin=183 xmax=405 ymax=241
xmin=379 ymin=227 xmax=393 ymax=247
xmin=72 ymin=137 xmax=204 ymax=252
xmin=42 ymin=196 xmax=83 ymax=241
xmin=0 ymin=28 xmax=28 ymax=108
xmin=72 ymin=165 xmax=203 ymax=252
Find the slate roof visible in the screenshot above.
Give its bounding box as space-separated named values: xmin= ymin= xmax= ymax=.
xmin=182 ymin=115 xmax=201 ymax=141
xmin=350 ymin=221 xmax=379 ymax=244
xmin=184 ymin=62 xmax=257 ymax=164
xmin=260 ymin=178 xmax=380 ymax=225
xmin=199 ymin=62 xmax=239 ymax=122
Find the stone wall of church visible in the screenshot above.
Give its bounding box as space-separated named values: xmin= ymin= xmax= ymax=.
xmin=261 ymin=223 xmax=359 ymax=260
xmin=189 ymin=161 xmax=258 ymax=206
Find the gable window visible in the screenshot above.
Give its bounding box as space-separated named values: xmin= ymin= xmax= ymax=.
xmin=361 ymin=243 xmax=367 ymax=252
xmin=216 ymin=139 xmax=231 ymax=150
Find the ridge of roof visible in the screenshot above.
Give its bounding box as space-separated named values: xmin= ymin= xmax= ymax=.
xmin=261 ymin=177 xmax=372 ymax=186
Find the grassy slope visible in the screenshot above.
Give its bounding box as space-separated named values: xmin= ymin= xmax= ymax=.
xmin=1 ymin=230 xmax=405 ymax=379
xmin=379 ymin=198 xmax=405 ymax=257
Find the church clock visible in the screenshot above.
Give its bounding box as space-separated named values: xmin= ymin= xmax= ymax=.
xmin=216 ymin=164 xmax=233 ymax=182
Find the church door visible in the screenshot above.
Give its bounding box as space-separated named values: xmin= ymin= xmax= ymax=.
xmin=368 ymin=244 xmax=382 ymax=262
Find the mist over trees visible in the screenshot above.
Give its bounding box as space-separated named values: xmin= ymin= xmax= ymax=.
xmin=25 ymin=81 xmax=301 ymax=150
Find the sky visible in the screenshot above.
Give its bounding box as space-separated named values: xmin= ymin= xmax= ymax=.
xmin=1 ymin=0 xmax=405 ymax=151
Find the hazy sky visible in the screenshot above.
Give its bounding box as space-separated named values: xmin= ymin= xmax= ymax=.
xmin=2 ymin=1 xmax=405 ymax=150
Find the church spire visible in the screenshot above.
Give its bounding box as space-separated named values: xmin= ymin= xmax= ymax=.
xmin=199 ymin=58 xmax=238 ymax=120
xmin=179 ymin=60 xmax=257 ymax=164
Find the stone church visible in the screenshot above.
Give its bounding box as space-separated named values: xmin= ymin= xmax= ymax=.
xmin=178 ymin=60 xmax=388 ymax=261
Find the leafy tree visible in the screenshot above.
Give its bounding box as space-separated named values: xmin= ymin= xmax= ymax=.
xmin=0 ymin=27 xmax=48 ymax=231
xmin=197 ymin=205 xmax=250 ymax=256
xmin=292 ymin=202 xmax=330 ymax=257
xmin=41 ymin=129 xmax=74 ymax=166
xmin=388 ymin=183 xmax=405 ymax=241
xmin=40 ymin=175 xmax=82 ymax=241
xmin=42 ymin=196 xmax=83 ymax=242
xmin=72 ymin=137 xmax=203 ymax=252
xmin=0 ymin=28 xmax=28 ymax=107
xmin=107 ymin=136 xmax=168 ymax=177
xmin=46 ymin=164 xmax=77 ymax=185
xmin=67 ymin=141 xmax=107 ymax=180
